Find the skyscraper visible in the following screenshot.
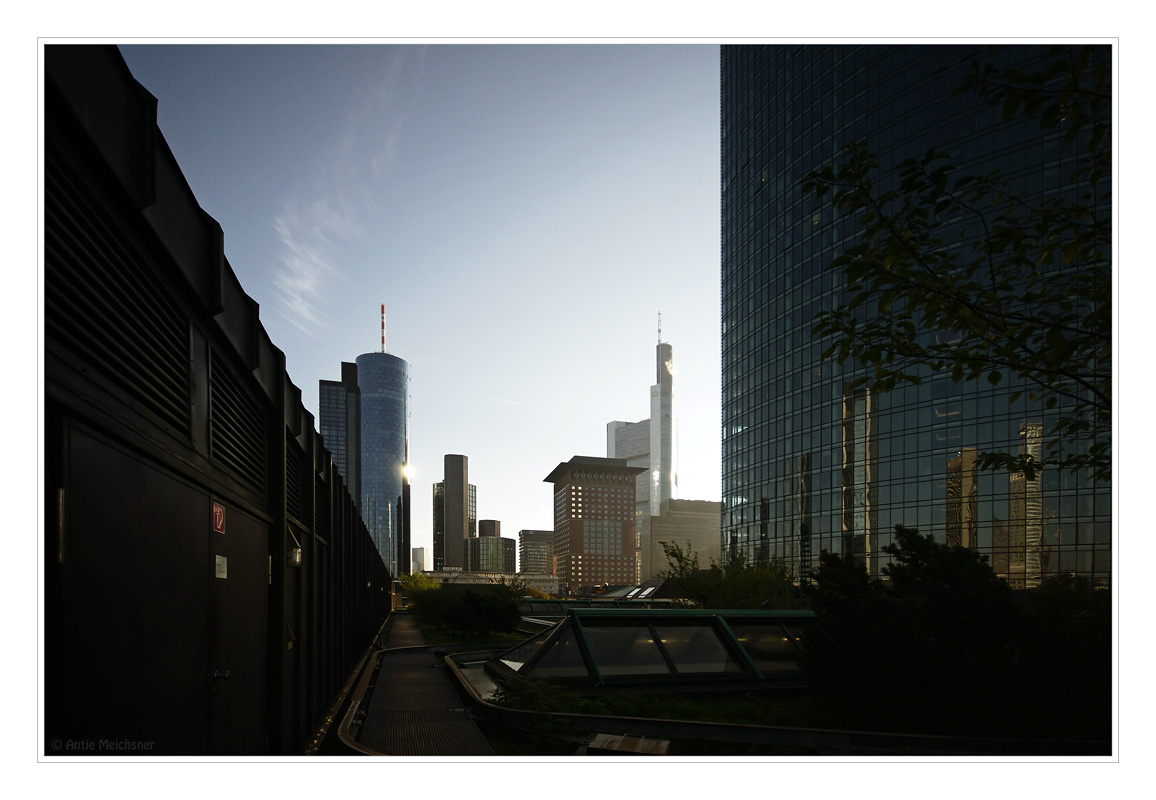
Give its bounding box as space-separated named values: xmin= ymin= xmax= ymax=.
xmin=411 ymin=546 xmax=428 ymax=573
xmin=319 ymin=318 xmax=410 ymax=576
xmin=518 ymin=530 xmax=555 ymax=576
xmin=544 ymin=456 xmax=646 ymax=593
xmin=354 ymin=351 xmax=410 ymax=576
xmin=607 ymin=335 xmax=678 ymax=522
xmin=719 ymin=45 xmax=1111 ymax=586
xmin=468 ymin=521 xmax=517 ymax=573
xmin=432 ymin=454 xmax=476 ymax=571
xmin=319 ymin=361 xmax=361 ymax=508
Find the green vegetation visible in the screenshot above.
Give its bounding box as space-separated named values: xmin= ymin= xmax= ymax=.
xmin=408 ymin=578 xmax=530 ymax=639
xmin=804 ymin=525 xmax=1110 ymax=741
xmin=803 ymin=45 xmax=1110 ymax=481
xmin=659 ymin=540 xmax=802 ymax=609
xmin=398 ymin=571 xmax=441 ymax=596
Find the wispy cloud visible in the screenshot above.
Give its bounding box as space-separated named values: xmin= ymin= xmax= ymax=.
xmin=272 ymin=195 xmax=361 ymax=333
xmin=270 ymin=47 xmax=424 ymax=333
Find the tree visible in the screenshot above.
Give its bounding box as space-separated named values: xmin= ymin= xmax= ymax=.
xmin=805 ymin=526 xmax=1022 ymax=735
xmin=804 ymin=525 xmax=1109 ymax=744
xmin=398 ymin=571 xmax=441 ymax=596
xmin=659 ymin=540 xmax=800 ymax=609
xmin=803 ymin=45 xmax=1110 ymax=481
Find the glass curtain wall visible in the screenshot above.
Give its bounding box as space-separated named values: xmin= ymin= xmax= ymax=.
xmin=719 ymin=45 xmax=1110 ymax=587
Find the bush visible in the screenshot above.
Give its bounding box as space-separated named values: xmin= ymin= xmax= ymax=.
xmin=804 ymin=525 xmax=1111 ymax=742
xmin=409 ymin=583 xmax=521 ymax=638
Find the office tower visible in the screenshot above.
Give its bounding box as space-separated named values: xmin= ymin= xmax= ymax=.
xmin=320 ymin=345 xmax=410 ymax=576
xmin=607 ymin=336 xmax=678 ymax=522
xmin=719 ymin=45 xmax=1110 ymax=586
xmin=468 ymin=522 xmax=517 ymax=573
xmin=411 ymin=547 xmax=428 ymax=573
xmin=319 ymin=361 xmax=360 ymax=505
xmin=518 ymin=530 xmax=555 ymax=575
xmin=544 ymin=456 xmax=646 ymax=593
xmin=354 ymin=350 xmax=409 ymax=576
xmin=639 ymin=499 xmax=723 ymax=583
xmin=432 ymin=454 xmax=476 ymax=570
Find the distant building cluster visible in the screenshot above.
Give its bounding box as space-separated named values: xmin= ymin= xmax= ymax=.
xmin=538 ymin=336 xmax=722 ymax=595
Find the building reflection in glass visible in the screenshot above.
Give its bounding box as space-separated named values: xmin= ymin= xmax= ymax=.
xmin=841 ymin=387 xmax=878 ymax=577
xmin=795 ymin=452 xmax=813 ymax=583
xmin=946 ymin=447 xmax=978 ymax=549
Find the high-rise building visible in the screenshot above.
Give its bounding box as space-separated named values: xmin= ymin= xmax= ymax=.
xmin=719 ymin=45 xmax=1111 ymax=586
xmin=607 ymin=337 xmax=678 ymax=522
xmin=468 ymin=522 xmax=517 ymax=573
xmin=544 ymin=456 xmax=646 ymax=593
xmin=432 ymin=454 xmax=476 ymax=571
xmin=319 ymin=361 xmax=360 ymax=506
xmin=411 ymin=547 xmax=428 ymax=573
xmin=639 ymin=499 xmax=723 ymax=583
xmin=518 ymin=529 xmax=555 ymax=576
xmin=320 ymin=346 xmax=410 ymax=576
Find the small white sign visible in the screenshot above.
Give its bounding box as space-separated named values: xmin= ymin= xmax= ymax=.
xmin=215 ymin=555 xmax=228 ymax=579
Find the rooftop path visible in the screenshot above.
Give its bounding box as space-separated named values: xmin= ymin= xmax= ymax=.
xmin=355 ymin=612 xmax=494 ymax=756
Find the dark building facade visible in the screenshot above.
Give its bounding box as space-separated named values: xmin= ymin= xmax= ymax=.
xmin=44 ymin=46 xmax=391 ymax=755
xmin=432 ymin=454 xmax=476 ymax=571
xmin=468 ymin=521 xmax=517 ymax=573
xmin=319 ymin=362 xmax=361 ymax=510
xmin=544 ymin=456 xmax=646 ymax=593
xmin=719 ymin=45 xmax=1111 ymax=587
xmin=518 ymin=529 xmax=555 ymax=576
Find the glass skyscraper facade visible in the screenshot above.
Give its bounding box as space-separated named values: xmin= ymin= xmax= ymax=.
xmin=319 ymin=361 xmax=360 ymax=507
xmin=354 ymin=351 xmax=410 ymax=576
xmin=720 ymin=45 xmax=1111 ymax=588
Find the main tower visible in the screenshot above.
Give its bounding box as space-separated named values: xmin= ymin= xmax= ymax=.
xmin=321 ymin=306 xmax=410 ymax=575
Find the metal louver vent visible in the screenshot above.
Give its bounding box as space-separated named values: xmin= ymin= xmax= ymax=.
xmin=44 ymin=147 xmax=190 ymax=436
xmin=315 ymin=476 xmax=327 ymax=536
xmin=209 ymin=349 xmax=266 ymax=492
xmin=285 ymin=434 xmax=302 ymax=522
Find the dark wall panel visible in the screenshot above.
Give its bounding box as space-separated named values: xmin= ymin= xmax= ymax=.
xmin=60 ymin=424 xmax=210 ymax=754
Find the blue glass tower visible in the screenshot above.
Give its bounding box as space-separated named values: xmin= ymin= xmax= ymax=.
xmin=720 ymin=45 xmax=1111 ymax=588
xmin=355 ymin=351 xmax=410 ymax=576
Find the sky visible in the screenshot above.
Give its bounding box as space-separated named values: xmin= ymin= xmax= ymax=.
xmin=117 ymin=44 xmax=722 ymax=563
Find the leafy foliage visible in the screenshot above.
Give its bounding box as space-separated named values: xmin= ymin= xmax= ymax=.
xmin=398 ymin=571 xmax=441 ymax=596
xmin=659 ymin=540 xmax=801 ymax=609
xmin=804 ymin=526 xmax=1110 ymax=741
xmin=408 ymin=580 xmax=523 ymax=637
xmin=803 ymin=45 xmax=1111 ymax=481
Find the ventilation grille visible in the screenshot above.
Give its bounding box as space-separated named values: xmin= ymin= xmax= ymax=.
xmin=44 ymin=146 xmax=190 ymax=436
xmin=285 ymin=433 xmax=302 ymax=522
xmin=209 ymin=349 xmax=266 ymax=492
xmin=315 ymin=476 xmax=327 ymax=537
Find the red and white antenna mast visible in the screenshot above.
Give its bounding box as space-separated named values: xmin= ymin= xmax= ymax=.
xmin=381 ymin=304 xmax=386 ymax=353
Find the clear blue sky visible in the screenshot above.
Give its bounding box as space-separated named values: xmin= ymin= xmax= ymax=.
xmin=118 ymin=44 xmax=722 ymax=560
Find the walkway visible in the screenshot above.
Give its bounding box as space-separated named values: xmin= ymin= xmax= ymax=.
xmin=354 ymin=613 xmax=493 ymax=756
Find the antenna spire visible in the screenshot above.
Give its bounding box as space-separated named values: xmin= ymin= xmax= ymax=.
xmin=381 ymin=304 xmax=386 ymax=353
xmin=658 ymin=311 xmax=662 ymax=344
